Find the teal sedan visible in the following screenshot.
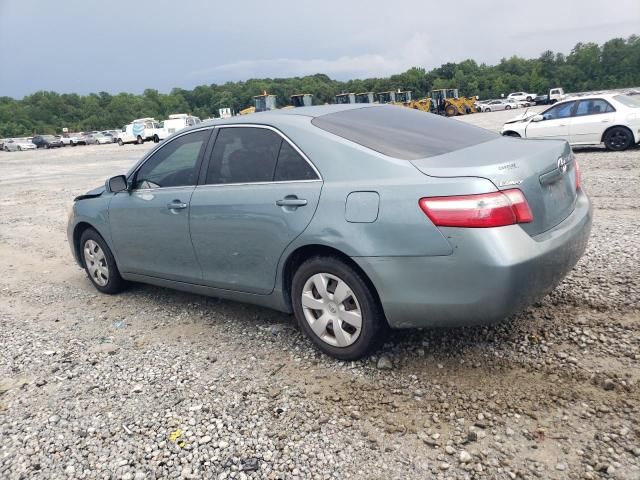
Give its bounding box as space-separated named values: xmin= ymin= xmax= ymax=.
xmin=68 ymin=105 xmax=592 ymax=359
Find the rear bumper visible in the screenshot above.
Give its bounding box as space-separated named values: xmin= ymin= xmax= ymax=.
xmin=353 ymin=189 xmax=592 ymax=329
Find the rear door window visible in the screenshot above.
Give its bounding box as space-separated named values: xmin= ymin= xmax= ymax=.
xmin=311 ymin=106 xmax=497 ymax=160
xmin=274 ymin=141 xmax=318 ymax=181
xmin=205 ymin=127 xmax=282 ymax=184
xmin=575 ymin=99 xmax=615 ymax=116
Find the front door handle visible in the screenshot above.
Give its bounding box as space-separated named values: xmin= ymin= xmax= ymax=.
xmin=167 ymin=201 xmax=188 ymax=210
xmin=276 ymin=198 xmax=307 ymax=207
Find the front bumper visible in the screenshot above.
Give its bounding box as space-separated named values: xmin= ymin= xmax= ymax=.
xmin=354 ymin=189 xmax=592 ymax=329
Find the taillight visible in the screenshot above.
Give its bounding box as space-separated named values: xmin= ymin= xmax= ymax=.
xmin=419 ymin=189 xmax=533 ymax=228
xmin=574 ymin=158 xmax=581 ymax=191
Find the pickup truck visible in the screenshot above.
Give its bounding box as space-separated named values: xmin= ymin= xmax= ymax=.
xmin=532 ymin=87 xmax=567 ymax=105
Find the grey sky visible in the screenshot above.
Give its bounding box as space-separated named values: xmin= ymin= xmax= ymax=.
xmin=0 ymin=0 xmax=638 ymax=98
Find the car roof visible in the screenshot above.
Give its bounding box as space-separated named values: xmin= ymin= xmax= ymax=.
xmin=562 ymin=93 xmax=621 ymax=102
xmin=201 ymin=103 xmax=382 ymax=127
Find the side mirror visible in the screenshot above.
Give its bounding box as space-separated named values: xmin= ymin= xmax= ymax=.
xmin=531 ymin=114 xmax=544 ymax=122
xmin=107 ymin=174 xmax=128 ymax=193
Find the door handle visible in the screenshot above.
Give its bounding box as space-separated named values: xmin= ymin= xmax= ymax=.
xmin=276 ymin=198 xmax=307 ymax=207
xmin=167 ymin=201 xmax=188 ymax=210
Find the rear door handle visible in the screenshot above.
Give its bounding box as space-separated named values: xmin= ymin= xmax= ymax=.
xmin=167 ymin=201 xmax=188 ymax=210
xmin=276 ymin=198 xmax=307 ymax=207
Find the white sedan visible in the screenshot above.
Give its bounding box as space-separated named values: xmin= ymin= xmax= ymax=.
xmin=501 ymin=93 xmax=640 ymax=151
xmin=478 ymin=99 xmax=516 ymax=112
xmin=2 ymin=139 xmax=37 ymax=152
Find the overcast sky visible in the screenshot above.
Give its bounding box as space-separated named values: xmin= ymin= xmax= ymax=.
xmin=0 ymin=0 xmax=638 ymax=98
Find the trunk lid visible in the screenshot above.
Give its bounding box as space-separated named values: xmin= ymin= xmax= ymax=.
xmin=410 ymin=137 xmax=578 ymax=236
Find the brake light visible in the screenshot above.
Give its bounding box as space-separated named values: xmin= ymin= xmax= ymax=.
xmin=419 ymin=189 xmax=533 ymax=228
xmin=574 ymin=158 xmax=581 ymax=190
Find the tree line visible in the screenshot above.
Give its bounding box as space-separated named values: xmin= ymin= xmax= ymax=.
xmin=0 ymin=35 xmax=638 ymax=137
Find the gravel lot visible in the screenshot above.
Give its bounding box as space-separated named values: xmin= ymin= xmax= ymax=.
xmin=1 ymin=110 xmax=638 ymax=480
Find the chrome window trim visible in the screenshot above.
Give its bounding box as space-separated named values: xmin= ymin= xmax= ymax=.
xmin=195 ymin=179 xmax=322 ymax=190
xmin=129 ymin=126 xmax=214 ymax=192
xmin=205 ymin=123 xmax=323 ymax=183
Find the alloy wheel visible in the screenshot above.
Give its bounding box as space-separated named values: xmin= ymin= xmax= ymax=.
xmin=301 ymin=273 xmax=362 ymax=348
xmin=83 ymin=239 xmax=109 ymax=286
xmin=609 ymin=130 xmax=629 ymax=149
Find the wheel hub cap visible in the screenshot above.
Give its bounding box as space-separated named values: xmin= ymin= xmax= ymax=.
xmin=301 ymin=273 xmax=362 ymax=348
xmin=83 ymin=239 xmax=109 ymax=287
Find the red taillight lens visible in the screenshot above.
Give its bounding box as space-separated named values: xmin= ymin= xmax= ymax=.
xmin=419 ymin=189 xmax=533 ymax=228
xmin=574 ymin=158 xmax=581 ymax=191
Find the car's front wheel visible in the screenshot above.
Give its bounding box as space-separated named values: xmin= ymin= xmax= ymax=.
xmin=80 ymin=228 xmax=125 ymax=294
xmin=505 ymin=105 xmax=512 ymax=110
xmin=604 ymin=126 xmax=633 ymax=151
xmin=292 ymin=256 xmax=386 ymax=360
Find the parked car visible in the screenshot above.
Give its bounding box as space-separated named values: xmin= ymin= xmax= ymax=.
xmin=68 ymin=105 xmax=592 ymax=360
xmin=501 ymin=93 xmax=640 ymax=150
xmin=32 ymin=134 xmax=64 ymax=149
xmin=533 ymin=93 xmax=550 ymax=105
xmin=3 ymin=139 xmax=37 ymax=151
xmin=507 ymin=92 xmax=537 ymax=103
xmin=161 ymin=114 xmax=202 ymax=138
xmin=98 ymin=131 xmax=116 ymax=143
xmin=478 ymin=99 xmax=515 ymax=112
xmin=505 ymin=99 xmax=529 ymax=109
xmin=86 ymin=133 xmax=112 ymax=145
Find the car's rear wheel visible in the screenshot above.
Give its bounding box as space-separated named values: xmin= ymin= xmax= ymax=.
xmin=604 ymin=127 xmax=633 ymax=151
xmin=505 ymin=105 xmax=512 ymax=110
xmin=80 ymin=228 xmax=125 ymax=294
xmin=292 ymin=256 xmax=386 ymax=360
xmin=485 ymin=108 xmax=492 ymax=112
xmin=153 ymin=134 xmax=159 ymax=143
xmin=136 ymin=136 xmax=144 ymax=144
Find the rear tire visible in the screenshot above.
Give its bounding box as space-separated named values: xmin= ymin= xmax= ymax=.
xmin=153 ymin=134 xmax=159 ymax=143
xmin=485 ymin=108 xmax=492 ymax=112
xmin=79 ymin=228 xmax=125 ymax=294
xmin=505 ymin=105 xmax=512 ymax=110
xmin=291 ymin=256 xmax=387 ymax=360
xmin=603 ymin=126 xmax=633 ymax=151
xmin=136 ymin=136 xmax=144 ymax=144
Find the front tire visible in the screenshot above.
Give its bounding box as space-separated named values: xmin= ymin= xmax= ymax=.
xmin=505 ymin=105 xmax=512 ymax=110
xmin=485 ymin=108 xmax=492 ymax=112
xmin=136 ymin=136 xmax=144 ymax=144
xmin=80 ymin=228 xmax=125 ymax=294
xmin=118 ymin=138 xmax=124 ymax=146
xmin=604 ymin=127 xmax=633 ymax=151
xmin=291 ymin=256 xmax=386 ymax=360
xmin=445 ymin=104 xmax=457 ymax=117
xmin=153 ymin=134 xmax=159 ymax=143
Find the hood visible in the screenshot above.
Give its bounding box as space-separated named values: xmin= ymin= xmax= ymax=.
xmin=504 ymin=110 xmax=536 ymax=124
xmin=74 ymin=185 xmax=104 ymax=201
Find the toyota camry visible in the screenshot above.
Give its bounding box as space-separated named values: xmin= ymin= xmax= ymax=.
xmin=68 ymin=104 xmax=592 ymax=359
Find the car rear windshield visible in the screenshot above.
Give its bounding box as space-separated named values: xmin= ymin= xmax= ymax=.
xmin=613 ymin=94 xmax=640 ymax=108
xmin=311 ymin=106 xmax=497 ymax=160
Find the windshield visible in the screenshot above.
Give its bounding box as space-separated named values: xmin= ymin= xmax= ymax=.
xmin=614 ymin=94 xmax=640 ymax=108
xmin=312 ymin=105 xmax=497 ymax=160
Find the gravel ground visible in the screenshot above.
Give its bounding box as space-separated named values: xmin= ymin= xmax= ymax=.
xmin=0 ymin=110 xmax=638 ymax=480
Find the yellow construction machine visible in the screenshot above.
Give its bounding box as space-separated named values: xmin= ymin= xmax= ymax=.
xmin=430 ymin=88 xmax=477 ymax=116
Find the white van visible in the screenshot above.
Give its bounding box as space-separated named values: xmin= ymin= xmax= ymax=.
xmin=161 ymin=114 xmax=201 ymax=138
xmin=117 ymin=118 xmax=162 ymax=145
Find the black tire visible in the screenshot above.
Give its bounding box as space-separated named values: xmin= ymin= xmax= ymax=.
xmin=291 ymin=256 xmax=387 ymax=360
xmin=136 ymin=136 xmax=144 ymax=144
xmin=79 ymin=228 xmax=125 ymax=294
xmin=444 ymin=104 xmax=457 ymax=117
xmin=526 ymin=96 xmax=533 ymax=102
xmin=503 ymin=131 xmax=521 ymax=137
xmin=550 ymin=99 xmax=557 ymax=104
xmin=505 ymin=105 xmax=512 ymax=110
xmin=153 ymin=134 xmax=159 ymax=143
xmin=603 ymin=126 xmax=633 ymax=151
xmin=118 ymin=138 xmax=124 ymax=146
xmin=485 ymin=108 xmax=492 ymax=112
